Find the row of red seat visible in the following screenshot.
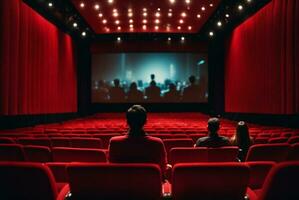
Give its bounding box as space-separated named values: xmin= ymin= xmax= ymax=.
xmin=1 ymin=161 xmax=298 ymax=200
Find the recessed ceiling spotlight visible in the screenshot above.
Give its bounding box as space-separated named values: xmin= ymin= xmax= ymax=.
xmin=181 ymin=12 xmax=187 ymax=18
xmin=210 ymin=3 xmax=214 ymax=7
xmin=217 ymin=21 xmax=222 ymax=27
xmin=129 ymin=24 xmax=133 ymax=28
xmin=143 ymin=12 xmax=148 ymax=17
xmin=143 ymin=8 xmax=147 ymax=12
xmin=108 ymin=0 xmax=114 ymax=4
xmin=130 ymin=27 xmax=134 ymax=31
xmin=143 ymin=19 xmax=147 ymax=24
xmin=168 ymin=37 xmax=171 ymax=41
xmin=185 ymin=0 xmax=191 ymax=4
xmin=81 ymin=31 xmax=86 ymax=37
xmin=157 ymin=8 xmax=161 ymax=11
xmin=179 ymin=19 xmax=184 ymax=24
xmin=225 ymin=14 xmax=230 ymax=18
xmin=168 ymin=12 xmax=173 ymax=17
xmin=129 ymin=19 xmax=133 ymax=23
xmin=48 ymin=2 xmax=53 ymax=7
xmin=169 ymin=9 xmax=172 ymax=12
xmin=117 ymin=37 xmax=121 ymax=41
xmin=105 ymin=28 xmax=110 ymax=32
xmin=181 ymin=36 xmax=185 ymax=41
xmin=188 ymin=26 xmax=192 ymax=30
xmin=73 ymin=22 xmax=78 ymax=28
xmin=166 ymin=25 xmax=171 ymax=31
xmin=115 ymin=20 xmax=120 ymax=24
xmin=128 ymin=8 xmax=132 ymax=12
xmin=197 ymin=14 xmax=201 ymax=18
xmin=98 ymin=13 xmax=103 ymax=18
xmin=94 ymin=4 xmax=100 ymax=10
xmin=142 ymin=25 xmax=147 ymax=30
xmin=169 ymin=0 xmax=175 ymax=4
xmin=113 ymin=8 xmax=118 ymax=12
xmin=238 ymin=5 xmax=243 ymax=10
xmin=155 ymin=12 xmax=161 ymax=17
xmin=201 ymin=6 xmax=206 ymax=11
xmin=102 ymin=19 xmax=107 ymax=24
xmin=113 ymin=12 xmax=119 ymax=17
xmin=247 ymin=0 xmax=252 ymax=2
xmin=209 ymin=31 xmax=214 ymax=37
xmin=80 ymin=3 xmax=85 ymax=8
xmin=155 ymin=26 xmax=159 ymax=30
xmin=128 ymin=12 xmax=133 ymax=17
xmin=155 ymin=19 xmax=160 ymax=24
xmin=117 ymin=26 xmax=121 ymax=30
xmin=177 ymin=26 xmax=181 ymax=30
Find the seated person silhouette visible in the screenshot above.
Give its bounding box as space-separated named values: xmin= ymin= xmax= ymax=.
xmin=92 ymin=80 xmax=109 ymax=102
xmin=195 ymin=117 xmax=231 ymax=147
xmin=163 ymin=83 xmax=180 ymax=102
xmin=109 ymin=79 xmax=125 ymax=102
xmin=145 ymin=81 xmax=161 ymax=102
xmin=127 ymin=82 xmax=144 ymax=102
xmin=108 ymin=105 xmax=167 ymax=174
xmin=182 ymin=75 xmax=201 ymax=102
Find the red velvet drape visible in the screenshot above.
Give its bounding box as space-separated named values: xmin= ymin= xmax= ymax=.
xmin=225 ymin=0 xmax=299 ymax=114
xmin=0 ymin=0 xmax=77 ymax=115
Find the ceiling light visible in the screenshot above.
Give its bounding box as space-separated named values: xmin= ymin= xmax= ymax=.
xmin=157 ymin=8 xmax=161 ymax=11
xmin=115 ymin=20 xmax=120 ymax=24
xmin=73 ymin=22 xmax=78 ymax=28
xmin=168 ymin=12 xmax=173 ymax=17
xmin=129 ymin=19 xmax=133 ymax=23
xmin=210 ymin=3 xmax=214 ymax=7
xmin=217 ymin=21 xmax=222 ymax=27
xmin=225 ymin=14 xmax=230 ymax=18
xmin=113 ymin=8 xmax=118 ymax=12
xmin=130 ymin=27 xmax=134 ymax=31
xmin=238 ymin=5 xmax=243 ymax=10
xmin=197 ymin=14 xmax=201 ymax=18
xmin=128 ymin=12 xmax=133 ymax=17
xmin=117 ymin=37 xmax=121 ymax=41
xmin=105 ymin=28 xmax=110 ymax=32
xmin=117 ymin=26 xmax=121 ymax=30
xmin=81 ymin=31 xmax=86 ymax=37
xmin=108 ymin=0 xmax=114 ymax=4
xmin=247 ymin=0 xmax=252 ymax=2
xmin=142 ymin=19 xmax=147 ymax=24
xmin=181 ymin=12 xmax=187 ymax=18
xmin=177 ymin=26 xmax=181 ymax=30
xmin=48 ymin=2 xmax=53 ymax=7
xmin=94 ymin=4 xmax=100 ymax=10
xmin=155 ymin=26 xmax=159 ymax=30
xmin=143 ymin=12 xmax=148 ymax=17
xmin=143 ymin=8 xmax=147 ymax=12
xmin=80 ymin=3 xmax=85 ymax=8
xmin=188 ymin=26 xmax=192 ymax=30
xmin=181 ymin=37 xmax=185 ymax=41
xmin=201 ymin=6 xmax=206 ymax=11
xmin=102 ymin=19 xmax=107 ymax=24
xmin=155 ymin=19 xmax=160 ymax=24
xmin=170 ymin=0 xmax=175 ymax=4
xmin=155 ymin=12 xmax=161 ymax=17
xmin=179 ymin=19 xmax=184 ymax=24
xmin=142 ymin=25 xmax=147 ymax=30
xmin=113 ymin=12 xmax=119 ymax=17
xmin=185 ymin=0 xmax=191 ymax=4
xmin=128 ymin=8 xmax=132 ymax=12
xmin=98 ymin=13 xmax=103 ymax=18
xmin=169 ymin=9 xmax=172 ymax=12
xmin=168 ymin=37 xmax=171 ymax=41
xmin=209 ymin=31 xmax=214 ymax=37
xmin=129 ymin=24 xmax=133 ymax=28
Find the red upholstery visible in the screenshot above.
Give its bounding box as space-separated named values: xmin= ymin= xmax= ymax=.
xmin=258 ymin=162 xmax=299 ymax=200
xmin=0 ymin=137 xmax=15 ymax=144
xmin=172 ymin=163 xmax=250 ymax=200
xmin=0 ymin=144 xmax=25 ymax=161
xmin=70 ymin=138 xmax=103 ymax=149
xmin=18 ymin=138 xmax=51 ymax=148
xmin=246 ymin=144 xmax=290 ymax=162
xmin=246 ymin=161 xmax=275 ymax=190
xmin=287 ymin=143 xmax=299 ymax=161
xmin=288 ymin=136 xmax=299 ymax=144
xmin=0 ymin=162 xmax=58 ymax=200
xmin=207 ymin=146 xmax=239 ymax=162
xmin=67 ymin=163 xmax=162 ymax=200
xmin=254 ymin=137 xmax=269 ymax=144
xmin=268 ymin=137 xmax=288 ymax=144
xmin=46 ymin=162 xmax=69 ymax=183
xmin=163 ymin=138 xmax=194 ymax=155
xmin=93 ymin=134 xmax=120 ymax=149
xmin=169 ymin=147 xmax=208 ymax=165
xmin=23 ymin=145 xmax=52 ymax=162
xmin=52 ymin=147 xmax=107 ymax=162
xmin=50 ymin=137 xmax=71 ymax=147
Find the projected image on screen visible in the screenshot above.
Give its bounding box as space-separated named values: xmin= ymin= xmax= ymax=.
xmin=92 ymin=53 xmax=208 ymax=103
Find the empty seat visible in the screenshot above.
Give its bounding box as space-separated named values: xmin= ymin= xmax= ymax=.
xmin=93 ymin=134 xmax=120 ymax=149
xmin=256 ymin=162 xmax=299 ymax=200
xmin=52 ymin=147 xmax=107 ymax=162
xmin=70 ymin=138 xmax=103 ymax=149
xmin=268 ymin=137 xmax=288 ymax=144
xmin=254 ymin=137 xmax=269 ymax=144
xmin=169 ymin=147 xmax=208 ymax=165
xmin=18 ymin=138 xmax=51 ymax=148
xmin=66 ymin=163 xmax=162 ymax=200
xmin=0 ymin=137 xmax=15 ymax=144
xmin=246 ymin=144 xmax=290 ymax=162
xmin=51 ymin=137 xmax=71 ymax=147
xmin=0 ymin=144 xmax=25 ymax=161
xmin=172 ymin=163 xmax=250 ymax=200
xmin=0 ymin=162 xmax=58 ymax=200
xmin=288 ymin=136 xmax=299 ymax=144
xmin=23 ymin=145 xmax=52 ymax=162
xmin=47 ymin=162 xmax=69 ymax=183
xmin=246 ymin=161 xmax=275 ymax=190
xmin=208 ymin=146 xmax=239 ymax=162
xmin=163 ymin=139 xmax=194 ymax=155
xmin=287 ymin=143 xmax=299 ymax=161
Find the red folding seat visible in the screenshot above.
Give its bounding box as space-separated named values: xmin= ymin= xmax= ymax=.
xmin=268 ymin=137 xmax=288 ymax=144
xmin=286 ymin=143 xmax=299 ymax=161
xmin=18 ymin=138 xmax=51 ymax=148
xmin=281 ymin=132 xmax=293 ymax=138
xmin=171 ymin=134 xmax=188 ymax=139
xmin=288 ymin=136 xmax=299 ymax=144
xmin=65 ymin=163 xmax=162 ymax=200
xmin=51 ymin=137 xmax=71 ymax=147
xmin=246 ymin=161 xmax=275 ymax=192
xmin=245 ymin=144 xmax=290 ymax=162
xmin=93 ymin=134 xmax=120 ymax=149
xmin=255 ymin=162 xmax=299 ymax=200
xmin=172 ymin=163 xmax=251 ymax=200
xmin=52 ymin=147 xmax=107 ymax=162
xmin=169 ymin=147 xmax=208 ymax=165
xmin=70 ymin=138 xmax=103 ymax=149
xmin=23 ymin=145 xmax=52 ymax=162
xmin=163 ymin=139 xmax=194 ymax=155
xmin=150 ymin=133 xmax=173 ymax=139
xmin=47 ymin=162 xmax=69 ymax=183
xmin=0 ymin=137 xmax=15 ymax=144
xmin=0 ymin=162 xmax=60 ymax=200
xmin=0 ymin=144 xmax=25 ymax=161
xmin=254 ymin=137 xmax=269 ymax=144
xmin=208 ymin=146 xmax=239 ymax=162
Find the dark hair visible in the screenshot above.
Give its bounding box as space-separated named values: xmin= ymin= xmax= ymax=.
xmin=150 ymin=80 xmax=156 ymax=86
xmin=189 ymin=75 xmax=196 ymax=84
xmin=126 ymin=105 xmax=147 ymax=131
xmin=235 ymin=121 xmax=251 ymax=149
xmin=207 ymin=117 xmax=220 ymax=134
xmin=113 ymin=79 xmax=120 ymax=86
xmin=130 ymin=82 xmax=137 ymax=90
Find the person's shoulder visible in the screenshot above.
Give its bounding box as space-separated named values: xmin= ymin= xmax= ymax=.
xmin=110 ymin=135 xmax=127 ymax=142
xmin=196 ymin=136 xmax=209 ymax=143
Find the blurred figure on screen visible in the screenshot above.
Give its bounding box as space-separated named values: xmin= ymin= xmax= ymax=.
xmin=93 ymin=80 xmax=109 ymax=102
xmin=182 ymin=75 xmax=201 ymax=102
xmin=127 ymin=82 xmax=144 ymax=102
xmin=109 ymin=79 xmax=125 ymax=102
xmin=163 ymin=83 xmax=180 ymax=102
xmin=145 ymin=81 xmax=161 ymax=102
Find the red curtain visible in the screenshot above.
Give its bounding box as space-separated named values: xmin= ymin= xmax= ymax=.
xmin=0 ymin=0 xmax=77 ymax=115
xmin=225 ymin=0 xmax=299 ymax=114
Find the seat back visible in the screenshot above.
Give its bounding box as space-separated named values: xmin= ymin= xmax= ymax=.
xmin=93 ymin=134 xmax=120 ymax=149
xmin=208 ymin=146 xmax=239 ymax=162
xmin=18 ymin=138 xmax=51 ymax=148
xmin=287 ymin=143 xmax=299 ymax=161
xmin=268 ymin=137 xmax=288 ymax=144
xmin=67 ymin=163 xmax=162 ymax=200
xmin=0 ymin=137 xmax=15 ymax=144
xmin=70 ymin=138 xmax=103 ymax=149
xmin=246 ymin=144 xmax=290 ymax=162
xmin=23 ymin=145 xmax=52 ymax=162
xmin=0 ymin=162 xmax=57 ymax=200
xmin=259 ymin=162 xmax=299 ymax=200
xmin=52 ymin=147 xmax=107 ymax=162
xmin=50 ymin=137 xmax=71 ymax=147
xmin=0 ymin=144 xmax=25 ymax=161
xmin=46 ymin=162 xmax=69 ymax=183
xmin=163 ymin=139 xmax=194 ymax=155
xmin=169 ymin=147 xmax=208 ymax=165
xmin=172 ymin=163 xmax=250 ymax=200
xmin=246 ymin=161 xmax=275 ymax=189
xmin=288 ymin=136 xmax=299 ymax=144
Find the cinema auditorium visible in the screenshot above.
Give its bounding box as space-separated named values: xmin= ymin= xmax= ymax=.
xmin=0 ymin=0 xmax=299 ymax=199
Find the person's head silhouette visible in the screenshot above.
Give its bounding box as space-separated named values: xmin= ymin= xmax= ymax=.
xmin=126 ymin=105 xmax=147 ymax=134
xmin=207 ymin=117 xmax=220 ymax=135
xmin=113 ymin=79 xmax=120 ymax=87
xmin=189 ymin=75 xmax=196 ymax=85
xmin=130 ymin=82 xmax=138 ymax=90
